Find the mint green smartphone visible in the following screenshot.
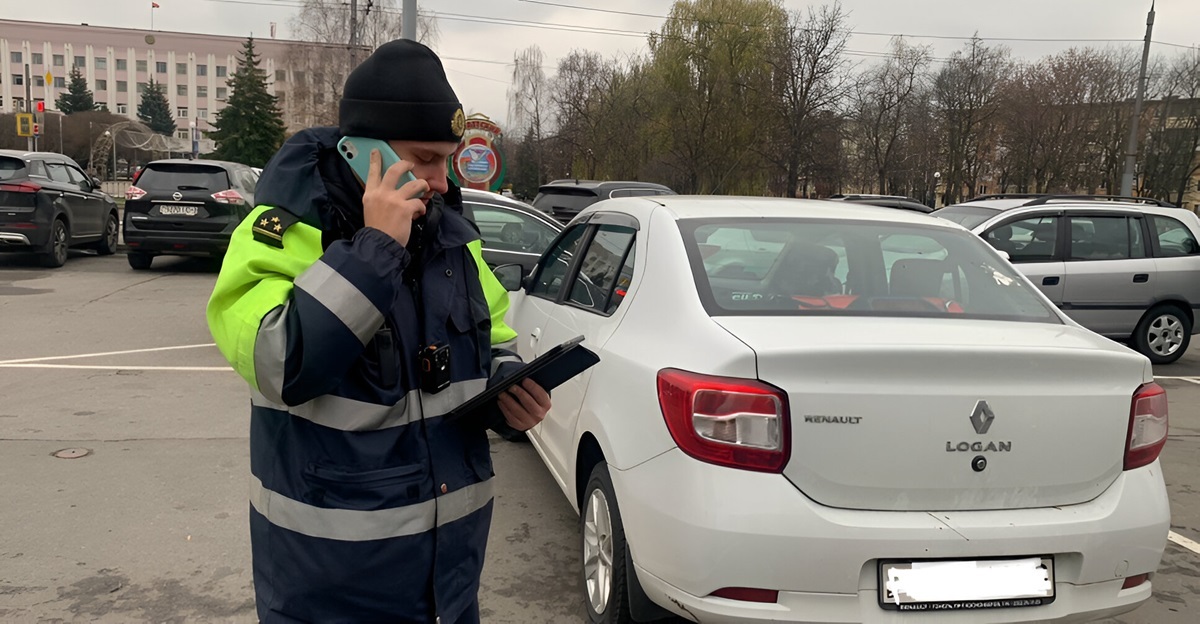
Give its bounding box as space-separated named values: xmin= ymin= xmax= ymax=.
xmin=337 ymin=136 xmax=418 ymax=189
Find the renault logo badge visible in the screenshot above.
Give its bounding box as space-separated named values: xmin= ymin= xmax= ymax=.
xmin=969 ymin=400 xmax=995 ymax=435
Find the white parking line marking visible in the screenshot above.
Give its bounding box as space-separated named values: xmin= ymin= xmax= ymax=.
xmin=1154 ymin=376 xmax=1200 ymax=385
xmin=0 ymin=343 xmax=217 ymax=366
xmin=1169 ymin=531 xmax=1200 ymax=556
xmin=0 ymin=364 xmax=231 ymax=371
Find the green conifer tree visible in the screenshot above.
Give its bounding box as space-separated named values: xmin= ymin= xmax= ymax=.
xmin=207 ymin=37 xmax=287 ymax=166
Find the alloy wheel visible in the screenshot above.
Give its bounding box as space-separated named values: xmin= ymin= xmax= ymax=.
xmin=583 ymin=488 xmax=614 ymax=614
xmin=1147 ymin=314 xmax=1184 ymax=356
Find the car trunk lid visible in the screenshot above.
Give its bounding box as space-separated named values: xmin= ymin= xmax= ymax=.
xmin=127 ymin=164 xmax=241 ymax=228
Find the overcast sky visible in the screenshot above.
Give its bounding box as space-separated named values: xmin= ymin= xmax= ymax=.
xmin=6 ymin=0 xmax=1199 ymax=127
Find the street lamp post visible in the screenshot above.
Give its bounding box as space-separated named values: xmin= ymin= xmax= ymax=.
xmin=932 ymin=171 xmax=942 ymax=208
xmin=190 ymin=120 xmax=199 ymax=160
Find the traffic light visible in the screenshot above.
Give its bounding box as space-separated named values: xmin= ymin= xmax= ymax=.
xmin=32 ymin=123 xmax=40 ymax=136
xmin=35 ymin=101 xmax=45 ymax=113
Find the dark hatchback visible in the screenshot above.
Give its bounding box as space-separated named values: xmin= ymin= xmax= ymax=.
xmin=0 ymin=150 xmax=120 ymax=267
xmin=532 ymin=179 xmax=674 ymax=223
xmin=123 ymin=159 xmax=259 ymax=270
xmin=462 ymin=189 xmax=562 ymax=274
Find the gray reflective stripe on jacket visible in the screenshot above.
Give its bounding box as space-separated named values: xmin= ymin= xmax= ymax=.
xmin=250 ymin=378 xmax=488 ymax=432
xmin=293 ymin=259 xmax=384 ymax=345
xmin=250 ymin=475 xmax=495 ymax=542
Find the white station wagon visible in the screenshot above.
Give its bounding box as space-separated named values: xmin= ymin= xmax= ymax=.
xmin=496 ymin=196 xmax=1171 ymax=623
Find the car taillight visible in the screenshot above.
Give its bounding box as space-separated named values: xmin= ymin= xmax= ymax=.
xmin=1125 ymin=382 xmax=1168 ymax=470
xmin=126 ymin=186 xmax=147 ymax=201
xmin=0 ymin=181 xmax=41 ymax=193
xmin=1122 ymin=573 xmax=1150 ymax=589
xmin=709 ymin=587 xmax=779 ymax=603
xmin=657 ymin=369 xmax=789 ymax=473
xmin=211 ymin=189 xmax=246 ymax=205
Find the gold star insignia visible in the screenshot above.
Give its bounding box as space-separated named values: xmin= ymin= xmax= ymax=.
xmin=259 ymin=218 xmax=269 ymax=227
xmin=273 ymin=224 xmax=282 ymax=232
xmin=271 ymin=216 xmax=281 ymax=224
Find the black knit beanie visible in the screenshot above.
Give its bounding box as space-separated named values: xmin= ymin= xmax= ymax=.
xmin=338 ymin=39 xmax=466 ymax=143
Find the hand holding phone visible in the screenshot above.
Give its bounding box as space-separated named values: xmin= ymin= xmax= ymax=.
xmin=346 ymin=139 xmax=429 ymax=247
xmin=338 ymin=136 xmax=420 ymax=191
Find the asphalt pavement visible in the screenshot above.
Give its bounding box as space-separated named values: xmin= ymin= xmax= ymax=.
xmin=1 ymin=250 xmax=1197 ymax=623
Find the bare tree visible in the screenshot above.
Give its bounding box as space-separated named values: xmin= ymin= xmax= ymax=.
xmin=507 ymin=45 xmax=552 ymax=185
xmin=933 ymin=37 xmax=1012 ymax=203
xmin=849 ymin=37 xmax=931 ymax=195
xmin=285 ymin=0 xmax=439 ymax=127
xmin=1141 ymin=49 xmax=1200 ymax=205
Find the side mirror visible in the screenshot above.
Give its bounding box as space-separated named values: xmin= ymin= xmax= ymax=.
xmin=493 ymin=263 xmax=527 ymax=292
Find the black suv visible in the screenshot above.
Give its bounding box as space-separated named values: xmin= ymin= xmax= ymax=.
xmin=532 ymin=179 xmax=674 ymax=223
xmin=0 ymin=150 xmax=120 ymax=267
xmin=123 ymin=159 xmax=258 ymax=270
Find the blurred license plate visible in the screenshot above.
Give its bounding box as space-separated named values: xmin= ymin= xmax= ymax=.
xmin=157 ymin=205 xmax=199 ymax=217
xmin=879 ymin=556 xmax=1054 ymax=611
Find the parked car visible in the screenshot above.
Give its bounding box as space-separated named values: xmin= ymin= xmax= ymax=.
xmin=493 ymin=196 xmax=1169 ymax=624
xmin=937 ymin=194 xmax=1200 ymax=364
xmin=122 ymin=159 xmax=259 ymax=270
xmin=826 ymin=193 xmax=933 ymax=213
xmin=461 ymin=188 xmax=562 ymax=274
xmin=0 ymin=150 xmax=119 ymax=267
xmin=532 ymin=179 xmax=675 ymax=223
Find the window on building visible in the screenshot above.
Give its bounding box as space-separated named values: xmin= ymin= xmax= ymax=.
xmin=177 ymin=107 xmax=188 ymax=117
xmin=136 ymin=60 xmax=147 ymax=73
xmin=54 ymin=77 xmax=65 ymax=88
xmin=156 ymin=61 xmax=167 ymax=73
xmin=12 ymin=74 xmax=23 ymax=86
xmin=116 ymin=103 xmax=128 ymax=115
xmin=196 ymin=64 xmax=207 ymax=76
xmin=96 ymin=79 xmax=107 ymax=90
xmin=117 ymin=81 xmax=127 ymax=92
xmin=177 ymin=84 xmax=187 ymax=96
xmin=116 ymin=59 xmax=127 ymax=71
xmin=10 ymin=52 xmax=21 ymax=63
xmin=177 ymin=130 xmax=190 ymax=140
xmin=275 ymin=69 xmax=286 ymax=81
xmin=31 ymin=53 xmax=43 ymax=65
xmin=53 ymin=54 xmax=64 ymax=67
xmin=137 ymin=82 xmax=147 ymax=94
xmin=74 ymin=55 xmax=86 ymax=68
xmin=33 ymin=76 xmax=44 ymax=87
xmin=216 ymin=65 xmax=227 ymax=77
xmin=95 ymin=58 xmax=107 ymax=71
xmin=197 ymin=85 xmax=208 ymax=98
xmin=314 ymin=92 xmax=325 ymax=105
xmin=198 ymin=108 xmax=208 ymax=119
xmin=216 ymin=87 xmax=227 ymax=100
xmin=13 ymin=97 xmax=25 ymax=112
xmin=177 ymin=62 xmax=188 ymax=75
xmin=293 ymin=70 xmax=306 ymax=84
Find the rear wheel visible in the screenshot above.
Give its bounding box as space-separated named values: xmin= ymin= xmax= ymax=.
xmin=582 ymin=463 xmax=632 ymax=624
xmin=39 ymin=218 xmax=69 ymax=268
xmin=127 ymin=251 xmax=154 ymax=271
xmin=91 ymin=212 xmax=119 ymax=255
xmin=1133 ymin=304 xmax=1191 ymax=365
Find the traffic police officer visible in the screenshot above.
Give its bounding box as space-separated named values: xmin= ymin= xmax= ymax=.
xmin=206 ymin=39 xmax=550 ymax=623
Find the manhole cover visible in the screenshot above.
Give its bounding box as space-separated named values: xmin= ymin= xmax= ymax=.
xmin=52 ymin=448 xmax=92 ymax=459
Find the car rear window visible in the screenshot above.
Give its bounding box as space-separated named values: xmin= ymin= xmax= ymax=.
xmin=137 ymin=164 xmax=230 ymax=192
xmin=533 ymin=188 xmax=598 ymax=213
xmin=0 ymin=156 xmax=26 ymax=181
xmin=681 ymin=218 xmax=1060 ymax=323
xmin=935 ymin=205 xmax=998 ymax=229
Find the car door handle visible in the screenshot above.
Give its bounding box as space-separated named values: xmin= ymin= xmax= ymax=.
xmin=530 ymin=327 xmax=542 ymax=341
xmin=1042 ymin=276 xmax=1060 ymax=286
xmin=1133 ymin=274 xmax=1149 ymax=283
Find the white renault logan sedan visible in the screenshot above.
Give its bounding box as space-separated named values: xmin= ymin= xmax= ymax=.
xmin=497 ymin=196 xmax=1171 ymax=624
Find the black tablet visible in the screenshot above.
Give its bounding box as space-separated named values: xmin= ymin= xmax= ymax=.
xmin=444 ymin=335 xmax=600 ymax=424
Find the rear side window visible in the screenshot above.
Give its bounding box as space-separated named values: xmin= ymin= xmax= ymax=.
xmin=567 ymin=225 xmax=635 ymax=314
xmin=137 ymin=164 xmax=230 ymax=192
xmin=0 ymin=157 xmax=26 ymax=180
xmin=1151 ymin=215 xmax=1200 ymax=257
xmin=682 ymin=218 xmax=1059 ymax=324
xmin=44 ymin=162 xmax=72 ymax=184
xmin=1068 ymin=216 xmax=1145 ymax=260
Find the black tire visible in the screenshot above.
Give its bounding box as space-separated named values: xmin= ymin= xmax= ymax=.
xmin=1133 ymin=304 xmax=1192 ymax=365
xmin=91 ymin=211 xmax=119 ymax=255
xmin=127 ymin=251 xmax=154 ymax=271
xmin=582 ymin=462 xmax=633 ymax=624
xmin=40 ymin=218 xmax=69 ymax=268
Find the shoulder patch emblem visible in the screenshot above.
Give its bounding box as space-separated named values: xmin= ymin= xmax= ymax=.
xmin=252 ymin=209 xmax=299 ymax=248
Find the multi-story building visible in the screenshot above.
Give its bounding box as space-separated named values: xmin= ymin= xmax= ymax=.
xmin=0 ymin=18 xmax=347 ymax=145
